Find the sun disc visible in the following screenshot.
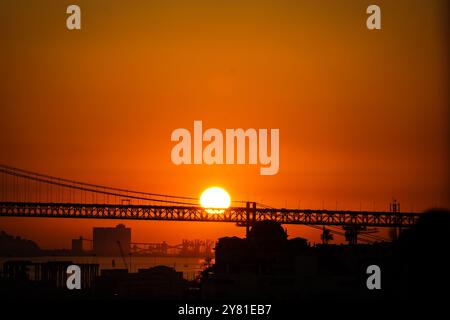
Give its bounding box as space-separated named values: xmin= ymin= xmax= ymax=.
xmin=200 ymin=187 xmax=231 ymax=213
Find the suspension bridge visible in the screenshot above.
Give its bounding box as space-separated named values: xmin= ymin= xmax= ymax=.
xmin=0 ymin=164 xmax=420 ymax=243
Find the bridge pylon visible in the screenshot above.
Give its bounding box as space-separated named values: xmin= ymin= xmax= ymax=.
xmin=390 ymin=199 xmax=401 ymax=241
xmin=245 ymin=202 xmax=257 ymax=238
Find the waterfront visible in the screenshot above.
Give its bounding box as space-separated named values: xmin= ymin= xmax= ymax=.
xmin=0 ymin=256 xmax=210 ymax=280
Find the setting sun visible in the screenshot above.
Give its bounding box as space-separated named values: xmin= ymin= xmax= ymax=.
xmin=200 ymin=187 xmax=231 ymax=213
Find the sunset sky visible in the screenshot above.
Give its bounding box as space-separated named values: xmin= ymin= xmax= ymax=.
xmin=0 ymin=0 xmax=448 ymax=248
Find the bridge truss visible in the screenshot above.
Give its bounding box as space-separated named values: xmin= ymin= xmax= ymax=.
xmin=0 ymin=201 xmax=419 ymax=227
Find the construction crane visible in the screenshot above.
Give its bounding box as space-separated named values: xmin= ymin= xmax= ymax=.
xmin=116 ymin=240 xmax=129 ymax=270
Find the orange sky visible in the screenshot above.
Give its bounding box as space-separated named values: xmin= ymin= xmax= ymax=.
xmin=0 ymin=0 xmax=448 ymax=248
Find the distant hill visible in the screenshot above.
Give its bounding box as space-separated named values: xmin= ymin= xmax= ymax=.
xmin=0 ymin=230 xmax=41 ymax=256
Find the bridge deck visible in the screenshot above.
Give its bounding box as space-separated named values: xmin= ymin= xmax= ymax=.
xmin=0 ymin=202 xmax=420 ymax=227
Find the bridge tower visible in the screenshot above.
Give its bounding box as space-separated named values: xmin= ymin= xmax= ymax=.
xmin=390 ymin=199 xmax=401 ymax=241
xmin=245 ymin=202 xmax=257 ymax=238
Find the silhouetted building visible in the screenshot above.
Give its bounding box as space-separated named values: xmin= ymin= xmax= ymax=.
xmin=201 ymin=220 xmax=391 ymax=300
xmin=71 ymin=237 xmax=83 ymax=255
xmin=0 ymin=260 xmax=99 ymax=299
xmin=96 ymin=265 xmax=188 ymax=299
xmin=93 ymin=224 xmax=131 ymax=256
